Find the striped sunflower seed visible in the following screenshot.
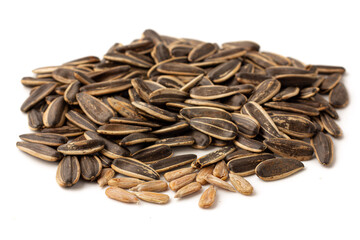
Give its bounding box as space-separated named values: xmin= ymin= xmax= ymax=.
xmin=19 ymin=133 xmax=67 ymax=147
xmin=329 ymin=82 xmax=349 ymax=108
xmin=17 ymin=141 xmax=63 ymax=161
xmin=80 ymin=155 xmax=102 ymax=181
xmin=149 ymin=154 xmax=197 ymax=173
xmin=111 ymin=157 xmax=160 ymax=181
xmin=248 ymin=79 xmax=281 ymax=104
xmin=21 ymin=83 xmax=57 ymax=112
xmin=192 ymin=146 xmax=236 ymax=168
xmin=311 ymin=132 xmax=334 ymax=166
xmin=56 ymin=156 xmax=81 ymax=187
xmin=227 ymin=153 xmax=274 ymax=176
xmin=189 ymin=117 xmax=238 ymax=141
xmin=57 ymin=139 xmax=104 ymax=155
xmin=97 ymin=124 xmax=151 ymax=135
xmin=264 ymin=138 xmax=314 ymax=161
xmin=255 ymin=158 xmax=304 ymax=181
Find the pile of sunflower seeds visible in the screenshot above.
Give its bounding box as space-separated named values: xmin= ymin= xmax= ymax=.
xmin=17 ymin=29 xmax=348 ymax=208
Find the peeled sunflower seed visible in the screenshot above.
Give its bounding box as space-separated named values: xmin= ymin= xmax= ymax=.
xmin=264 ymin=138 xmax=314 ymax=161
xmin=311 ymin=132 xmax=334 ymax=166
xmin=79 ymin=155 xmax=102 ymax=181
xmin=169 ymin=173 xmax=197 ymax=191
xmin=227 ymin=153 xmax=275 ymax=176
xmin=105 ymin=186 xmax=139 ymax=203
xmin=108 ymin=177 xmax=144 ymax=189
xmin=174 ymin=182 xmax=202 ymax=198
xmin=111 ymin=157 xmax=160 ymax=181
xmin=198 ymin=185 xmax=216 ymax=209
xmin=19 ymin=133 xmax=68 ymax=147
xmin=57 ymin=139 xmax=104 ymax=155
xmin=134 ymin=192 xmax=170 ymax=204
xmin=255 ymin=158 xmax=304 ymax=181
xmin=56 ymin=156 xmax=81 ymax=187
xmin=163 ymin=167 xmax=196 ymax=182
xmin=130 ymin=180 xmax=168 ymax=192
xmin=190 ymin=117 xmax=238 ymax=141
xmin=149 ymin=154 xmax=197 ymax=173
xmin=229 ymin=173 xmax=253 ymax=195
xmin=204 ymin=174 xmax=235 ymax=192
xmin=97 ymin=168 xmax=116 ymax=187
xmin=213 ymin=160 xmax=229 ymax=181
xmin=16 ymin=141 xmax=63 ymax=161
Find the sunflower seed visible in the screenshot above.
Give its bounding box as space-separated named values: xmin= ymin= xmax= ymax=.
xmin=299 ymin=87 xmax=319 ymax=99
xmin=52 ymin=67 xmax=77 ymax=84
xmin=156 ymin=75 xmax=184 ymax=89
xmin=64 ymin=81 xmax=80 ymax=105
xmin=76 ymin=92 xmax=114 ymax=125
xmin=208 ymin=59 xmax=241 ymax=83
xmin=264 ymin=101 xmax=319 ymax=116
xmin=132 ymin=101 xmax=178 ymax=122
xmin=174 ymin=182 xmax=202 ymax=198
xmin=130 ymin=180 xmax=168 ymax=192
xmin=97 ymin=168 xmax=115 ymax=187
xmin=271 ymin=115 xmax=317 ymax=138
xmin=185 ymin=99 xmax=234 ymax=111
xmin=248 ymin=79 xmax=281 ymax=104
xmin=264 ymin=138 xmax=314 ymax=161
xmin=180 ymin=106 xmax=231 ymax=121
xmin=213 ymin=160 xmax=229 ymax=181
xmin=255 ymin=158 xmax=304 ymax=181
xmin=190 ymin=85 xmax=241 ymax=100
xmin=73 ymin=71 xmax=95 ymax=85
xmin=275 ymin=74 xmax=318 ymax=88
xmin=65 ymin=110 xmax=97 ymax=131
xmin=311 ymin=132 xmax=334 ymax=166
xmin=120 ymin=133 xmax=158 ymax=146
xmin=104 ymin=52 xmax=152 ymax=68
xmin=41 ymin=125 xmax=84 ymax=137
xmin=205 ymin=174 xmax=235 ymax=192
xmin=17 ymin=141 xmax=63 ymax=161
xmin=320 ymin=113 xmax=342 ymax=138
xmin=227 ymin=153 xmax=274 ymax=176
xmin=80 ymin=78 xmax=132 ymax=96
xmin=188 ymin=130 xmax=212 ymax=149
xmin=222 ymin=40 xmax=260 ymax=51
xmin=84 ymin=131 xmax=130 ymax=159
xmin=242 ymin=101 xmax=287 ymax=139
xmin=164 ymin=167 xmax=196 ymax=182
xmin=272 ymin=87 xmax=300 ymax=101
xmin=236 ymin=72 xmax=270 ymax=85
xmin=149 ymin=88 xmax=189 ymax=104
xmin=157 ymin=62 xmax=205 ymax=76
xmin=150 ymin=154 xmax=197 ymax=173
xmin=225 ymin=149 xmax=253 ymax=162
xmin=329 ymin=82 xmax=349 ymax=108
xmin=198 ymin=185 xmax=216 ymax=209
xmin=188 ymin=42 xmax=217 ymax=62
xmin=231 ymin=113 xmax=260 ymax=138
xmin=155 ymin=136 xmax=195 ymax=147
xmin=194 ymin=146 xmax=235 ymax=169
xmin=56 ymin=156 xmax=80 ymax=187
xmin=42 ymin=96 xmax=67 ymax=128
xmin=97 ymin=124 xmax=151 ymax=135
xmin=110 ymin=117 xmax=161 ymax=128
xmin=134 ymin=192 xmax=170 ymax=204
xmin=206 ymin=47 xmax=246 ymax=61
xmin=151 ymin=43 xmax=171 ymax=63
xmin=151 ymin=121 xmax=189 ymax=135
xmin=79 ymin=155 xmax=102 ymax=181
xmin=234 ymin=134 xmax=266 ymax=153
xmin=108 ymin=177 xmax=144 ymax=189
xmin=307 ymin=65 xmax=345 ymax=74
xmin=196 ymin=165 xmax=215 ymax=185
xmin=105 ymin=186 xmax=139 ymax=203
xmin=28 ymin=108 xmax=43 ymax=130
xmin=169 ymin=173 xmax=197 ymax=191
xmin=19 ymin=133 xmax=68 ymax=147
xmin=21 ymin=83 xmax=57 ymax=112
xmin=111 ymin=157 xmax=160 ymax=181
xmin=229 ymin=173 xmax=253 ymax=195
xmin=190 ymin=117 xmax=238 ymax=141
xmin=57 ymin=139 xmax=104 ymax=155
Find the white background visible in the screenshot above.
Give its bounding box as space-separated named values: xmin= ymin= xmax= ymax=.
xmin=1 ymin=1 xmax=360 ymax=239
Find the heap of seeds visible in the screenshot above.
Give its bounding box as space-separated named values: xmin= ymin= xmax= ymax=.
xmin=17 ymin=29 xmax=348 ymax=208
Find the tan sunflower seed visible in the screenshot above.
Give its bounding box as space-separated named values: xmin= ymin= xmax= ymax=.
xmin=111 ymin=157 xmax=160 ymax=181
xmin=311 ymin=132 xmax=334 ymax=166
xmin=97 ymin=168 xmax=115 ymax=187
xmin=79 ymin=155 xmax=102 ymax=181
xmin=329 ymin=82 xmax=349 ymax=108
xmin=213 ymin=160 xmax=229 ymax=181
xmin=17 ymin=141 xmax=63 ymax=161
xmin=255 ymin=158 xmax=304 ymax=181
xmin=105 ymin=187 xmax=139 ymax=203
xmin=229 ymin=173 xmax=253 ymax=195
xmin=174 ymin=182 xmax=202 ymax=198
xmin=196 ymin=165 xmax=215 ymax=185
xmin=19 ymin=133 xmax=68 ymax=147
xmin=227 ymin=153 xmax=275 ymax=176
xmin=108 ymin=177 xmax=145 ymax=189
xmin=169 ymin=173 xmax=197 ymax=191
xmin=56 ymin=156 xmax=80 ymax=187
xmin=134 ymin=192 xmax=170 ymax=204
xmin=205 ymin=174 xmax=235 ymax=192
xmin=130 ymin=180 xmax=168 ymax=192
xmin=198 ymin=185 xmax=216 ymax=209
xmin=264 ymin=138 xmax=314 ymax=161
xmin=164 ymin=167 xmax=196 ymax=182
